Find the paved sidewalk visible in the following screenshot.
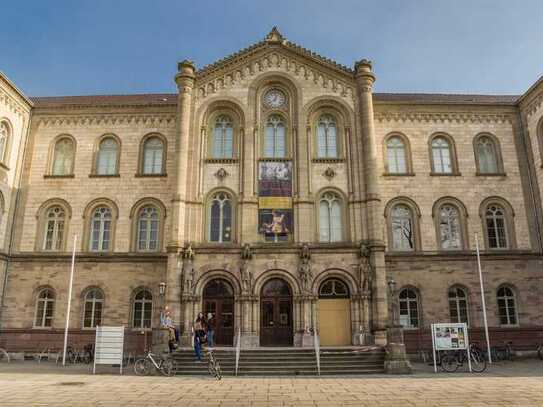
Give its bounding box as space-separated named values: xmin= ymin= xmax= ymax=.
xmin=1 ymin=360 xmax=542 ymax=406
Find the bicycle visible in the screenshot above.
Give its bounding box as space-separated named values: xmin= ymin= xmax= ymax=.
xmin=490 ymin=341 xmax=514 ymax=362
xmin=0 ymin=347 xmax=10 ymax=363
xmin=440 ymin=344 xmax=487 ymax=373
xmin=206 ymin=348 xmax=222 ymax=380
xmin=537 ymin=343 xmax=543 ymax=360
xmin=134 ymin=351 xmax=174 ymax=376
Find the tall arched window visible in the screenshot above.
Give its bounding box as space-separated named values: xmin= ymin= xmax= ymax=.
xmin=0 ymin=121 xmax=9 ymax=163
xmin=399 ymin=288 xmax=419 ymax=328
xmin=52 ymin=137 xmax=75 ymax=176
xmin=211 ymin=115 xmax=234 ymax=158
xmin=316 ymin=114 xmax=338 ymax=158
xmin=497 ymin=286 xmax=518 ymax=326
xmin=90 ymin=206 xmax=112 ymax=251
xmin=209 ymin=192 xmax=232 ymax=243
xmin=485 ymin=204 xmax=508 ymax=249
xmin=391 ymin=204 xmax=415 ymax=250
xmin=43 ymin=206 xmax=66 ymax=251
xmin=438 ymin=204 xmax=462 ymax=250
xmin=137 ymin=206 xmax=159 ymax=251
xmin=83 ymin=288 xmax=104 ymax=328
xmin=34 ymin=288 xmax=55 ymax=328
xmin=431 ymin=137 xmax=452 ymax=174
xmin=448 ymin=286 xmax=469 ymax=324
xmin=132 ymin=289 xmax=153 ymax=328
xmin=96 ymin=137 xmax=119 ymax=175
xmin=475 ymin=135 xmax=500 ymax=174
xmin=386 ymin=136 xmax=408 ymax=174
xmin=264 ymin=115 xmax=286 ymax=158
xmin=142 ymin=136 xmax=164 ymax=174
xmin=319 ymin=192 xmax=343 ymax=242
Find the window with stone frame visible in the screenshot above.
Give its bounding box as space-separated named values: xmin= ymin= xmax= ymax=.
xmin=43 ymin=206 xmax=66 ymax=251
xmin=137 ymin=206 xmax=159 ymax=251
xmin=399 ymin=288 xmax=419 ymax=328
xmin=431 ymin=136 xmax=453 ymax=174
xmin=34 ymin=288 xmax=55 ymax=328
xmin=319 ymin=191 xmax=343 ymax=242
xmin=448 ymin=286 xmax=469 ymax=324
xmin=386 ymin=136 xmax=407 ymax=174
xmin=391 ymin=204 xmax=415 ymax=250
xmin=83 ymin=288 xmax=104 ymax=328
xmin=0 ymin=121 xmax=9 ymax=163
xmin=438 ymin=204 xmax=462 ymax=250
xmin=497 ymin=286 xmax=518 ymax=326
xmin=319 ymin=278 xmax=349 ymax=298
xmin=264 ymin=115 xmax=286 ymax=158
xmin=208 ymin=191 xmax=232 ymax=243
xmin=132 ymin=289 xmax=153 ymax=328
xmin=485 ymin=204 xmax=508 ymax=249
xmin=142 ymin=136 xmax=164 ymax=174
xmin=96 ymin=137 xmax=119 ymax=175
xmin=476 ymin=136 xmax=499 ymax=174
xmin=90 ymin=206 xmax=112 ymax=251
xmin=52 ymin=137 xmax=75 ymax=176
xmin=211 ymin=115 xmax=234 ymax=158
xmin=316 ymin=114 xmax=338 ymax=158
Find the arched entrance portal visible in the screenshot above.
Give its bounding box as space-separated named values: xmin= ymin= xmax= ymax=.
xmin=317 ymin=278 xmax=351 ymax=346
xmin=260 ymin=278 xmax=293 ymax=346
xmin=203 ymin=279 xmax=234 ymax=346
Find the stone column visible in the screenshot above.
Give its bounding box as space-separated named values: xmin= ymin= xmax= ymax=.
xmin=355 ymin=60 xmax=388 ymax=346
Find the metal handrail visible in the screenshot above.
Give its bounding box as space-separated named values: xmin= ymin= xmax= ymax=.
xmin=314 ymin=329 xmax=321 ymax=376
xmin=235 ymin=328 xmax=241 ymax=376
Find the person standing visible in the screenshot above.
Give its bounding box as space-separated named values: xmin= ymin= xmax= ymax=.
xmin=193 ymin=312 xmax=206 ymax=361
xmin=206 ymin=312 xmax=216 ymax=347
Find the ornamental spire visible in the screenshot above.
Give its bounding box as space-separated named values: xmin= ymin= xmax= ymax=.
xmin=265 ymin=26 xmax=285 ymax=43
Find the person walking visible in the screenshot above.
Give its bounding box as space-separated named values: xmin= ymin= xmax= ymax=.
xmin=206 ymin=312 xmax=216 ymax=347
xmin=193 ymin=312 xmax=206 ymax=361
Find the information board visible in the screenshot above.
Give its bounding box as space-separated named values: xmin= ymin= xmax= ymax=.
xmin=93 ymin=326 xmax=125 ymax=374
xmin=431 ymin=323 xmax=471 ymax=373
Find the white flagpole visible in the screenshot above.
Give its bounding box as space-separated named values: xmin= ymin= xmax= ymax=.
xmin=475 ymin=233 xmax=492 ymax=364
xmin=62 ymin=235 xmax=77 ymax=366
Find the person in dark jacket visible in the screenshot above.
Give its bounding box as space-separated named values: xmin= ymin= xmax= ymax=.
xmin=206 ymin=312 xmax=216 ymax=347
xmin=193 ymin=312 xmax=206 ymax=361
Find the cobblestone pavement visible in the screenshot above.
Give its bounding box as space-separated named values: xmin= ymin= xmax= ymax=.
xmin=1 ymin=360 xmax=542 ymax=406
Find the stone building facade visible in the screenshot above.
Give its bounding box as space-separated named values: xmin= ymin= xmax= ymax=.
xmin=1 ymin=28 xmax=543 ymax=353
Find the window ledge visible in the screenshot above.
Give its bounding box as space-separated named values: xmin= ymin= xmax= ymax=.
xmin=475 ymin=172 xmax=507 ymax=177
xmin=312 ymin=158 xmax=344 ymax=163
xmin=259 ymin=157 xmax=292 ymax=162
xmin=429 ymin=172 xmax=462 ymax=177
xmin=32 ymin=326 xmax=53 ymax=330
xmin=0 ymin=162 xmax=10 ymax=171
xmin=382 ymin=172 xmax=416 ymax=177
xmin=44 ymin=174 xmax=75 ymax=179
xmin=205 ymin=158 xmax=238 ymax=164
xmin=89 ymin=174 xmax=120 ymax=178
xmin=135 ymin=173 xmax=167 ymax=178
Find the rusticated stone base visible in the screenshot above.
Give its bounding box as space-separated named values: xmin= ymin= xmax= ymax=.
xmin=238 ymin=333 xmax=259 ymax=348
xmin=294 ymin=331 xmax=314 ymax=347
xmin=385 ymin=342 xmax=413 ymax=374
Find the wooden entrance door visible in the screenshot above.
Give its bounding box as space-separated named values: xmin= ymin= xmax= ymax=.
xmin=260 ymin=278 xmax=293 ymax=346
xmin=203 ymin=279 xmax=234 ymax=346
xmin=317 ymin=278 xmax=351 ymax=346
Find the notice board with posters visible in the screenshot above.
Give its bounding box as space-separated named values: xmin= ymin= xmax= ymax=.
xmin=431 ymin=323 xmax=471 ymax=373
xmin=93 ymin=326 xmax=125 ymax=374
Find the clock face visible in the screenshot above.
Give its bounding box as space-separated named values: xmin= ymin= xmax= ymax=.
xmin=264 ymin=89 xmax=286 ymax=108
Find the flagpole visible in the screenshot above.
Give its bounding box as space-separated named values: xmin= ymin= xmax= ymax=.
xmin=475 ymin=233 xmax=492 ymax=364
xmin=62 ymin=235 xmax=77 ymax=366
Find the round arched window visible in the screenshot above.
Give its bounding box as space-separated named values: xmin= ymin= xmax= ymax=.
xmin=319 ymin=278 xmax=349 ymax=298
xmin=203 ymin=279 xmax=234 ymax=298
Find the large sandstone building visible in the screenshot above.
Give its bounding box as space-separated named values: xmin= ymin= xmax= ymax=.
xmin=1 ymin=28 xmax=542 ymax=353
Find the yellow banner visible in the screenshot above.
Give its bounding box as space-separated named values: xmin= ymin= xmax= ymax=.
xmin=258 ymin=197 xmax=292 ymax=209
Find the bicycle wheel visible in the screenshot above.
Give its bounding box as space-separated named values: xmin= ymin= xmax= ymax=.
xmin=440 ymin=354 xmax=459 ymax=373
xmin=214 ymin=362 xmax=222 ymax=380
xmin=0 ymin=348 xmax=10 ymax=364
xmin=160 ymin=359 xmax=174 ymax=377
xmin=469 ymin=351 xmax=487 ymax=373
xmin=134 ymin=358 xmax=151 ymax=376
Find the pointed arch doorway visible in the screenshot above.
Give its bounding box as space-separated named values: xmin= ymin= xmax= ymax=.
xmin=260 ymin=278 xmax=293 ymax=346
xmin=202 ymin=279 xmax=234 ymax=346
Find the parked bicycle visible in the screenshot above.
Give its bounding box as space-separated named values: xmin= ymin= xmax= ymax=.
xmin=0 ymin=347 xmax=10 ymax=363
xmin=490 ymin=341 xmax=514 ymax=362
xmin=537 ymin=343 xmax=543 ymax=360
xmin=207 ymin=348 xmax=222 ymax=380
xmin=134 ymin=351 xmax=174 ymax=376
xmin=440 ymin=343 xmax=487 ymax=373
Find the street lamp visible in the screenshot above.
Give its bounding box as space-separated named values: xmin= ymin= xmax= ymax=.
xmin=159 ymin=282 xmax=166 ymax=296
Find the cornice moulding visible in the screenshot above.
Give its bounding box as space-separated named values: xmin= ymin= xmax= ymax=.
xmin=374 ymin=111 xmax=514 ymax=124
xmin=35 ymin=113 xmax=177 ymax=127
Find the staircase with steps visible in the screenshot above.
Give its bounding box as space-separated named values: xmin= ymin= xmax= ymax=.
xmin=170 ymin=346 xmax=385 ymax=376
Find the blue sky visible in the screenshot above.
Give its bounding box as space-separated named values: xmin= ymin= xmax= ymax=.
xmin=2 ymin=0 xmax=542 ymax=96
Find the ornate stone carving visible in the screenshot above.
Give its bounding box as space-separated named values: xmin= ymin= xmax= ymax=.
xmin=181 ymin=244 xmax=196 ymax=295
xmin=37 ymin=114 xmax=176 ymax=127
xmin=374 ymin=111 xmax=513 ymax=125
xmin=240 ymin=243 xmax=253 ymax=295
xmin=298 ymin=243 xmax=312 ymax=294
xmin=323 ymin=167 xmax=336 ymax=180
xmin=214 ymin=167 xmax=229 ymax=181
xmin=358 ymin=241 xmax=373 ymax=297
xmin=265 ymin=26 xmax=285 ymax=43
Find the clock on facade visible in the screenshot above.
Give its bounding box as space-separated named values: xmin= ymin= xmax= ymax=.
xmin=264 ymin=89 xmax=286 ymax=108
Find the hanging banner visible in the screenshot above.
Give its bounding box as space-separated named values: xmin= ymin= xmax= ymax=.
xmin=258 ymin=161 xmax=292 ymax=197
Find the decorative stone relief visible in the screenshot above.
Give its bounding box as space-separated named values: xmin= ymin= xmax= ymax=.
xmin=298 ymin=243 xmax=312 ymax=294
xmin=240 ymin=243 xmax=253 ymax=295
xmin=214 ymin=167 xmax=229 ymax=182
xmin=323 ymin=167 xmax=336 ymax=180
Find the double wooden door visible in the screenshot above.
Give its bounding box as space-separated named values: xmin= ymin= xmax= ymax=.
xmin=260 ymin=278 xmax=293 ymax=346
xmin=203 ymin=297 xmax=234 ymax=346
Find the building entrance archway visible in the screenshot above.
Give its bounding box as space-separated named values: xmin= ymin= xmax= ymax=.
xmin=317 ymin=278 xmax=351 ymax=346
xmin=202 ymin=278 xmax=234 ymax=346
xmin=260 ymin=278 xmax=293 ymax=346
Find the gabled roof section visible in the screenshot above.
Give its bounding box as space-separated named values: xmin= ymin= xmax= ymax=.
xmin=197 ymin=27 xmax=353 ymax=79
xmin=374 ymin=92 xmax=519 ymax=106
xmin=31 ymin=93 xmax=177 ymax=108
xmin=0 ymin=71 xmax=33 ymax=108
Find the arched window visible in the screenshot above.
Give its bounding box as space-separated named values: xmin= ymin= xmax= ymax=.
xmin=132 ymin=289 xmax=153 ymax=328
xmin=34 ymin=288 xmax=55 ymax=328
xmin=90 ymin=206 xmax=112 ymax=251
xmin=83 ymin=288 xmax=104 ymax=328
xmin=264 ymin=115 xmax=286 ymax=158
xmin=52 ymin=137 xmax=75 ymax=176
xmin=142 ymin=136 xmax=164 ymax=174
xmin=386 ymin=136 xmax=407 ymax=174
xmin=399 ymin=288 xmax=419 ymax=328
xmin=319 ymin=192 xmax=343 ymax=242
xmin=438 ymin=204 xmax=462 ymax=250
xmin=431 ymin=136 xmax=453 ymax=174
xmin=319 ymin=278 xmax=349 ymax=298
xmin=208 ymin=191 xmax=232 ymax=243
xmin=475 ymin=135 xmax=500 ymax=174
xmin=137 ymin=206 xmax=159 ymax=251
xmin=43 ymin=206 xmax=66 ymax=251
xmin=0 ymin=121 xmax=9 ymax=163
xmin=316 ymin=114 xmax=338 ymax=158
xmin=448 ymin=286 xmax=469 ymax=324
xmin=497 ymin=286 xmax=518 ymax=326
xmin=485 ymin=204 xmax=509 ymax=249
xmin=211 ymin=115 xmax=234 ymax=158
xmin=96 ymin=137 xmax=119 ymax=175
xmin=391 ymin=204 xmax=415 ymax=251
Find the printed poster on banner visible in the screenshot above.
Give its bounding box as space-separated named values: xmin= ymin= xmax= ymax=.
xmin=258 ymin=161 xmax=292 ymax=197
